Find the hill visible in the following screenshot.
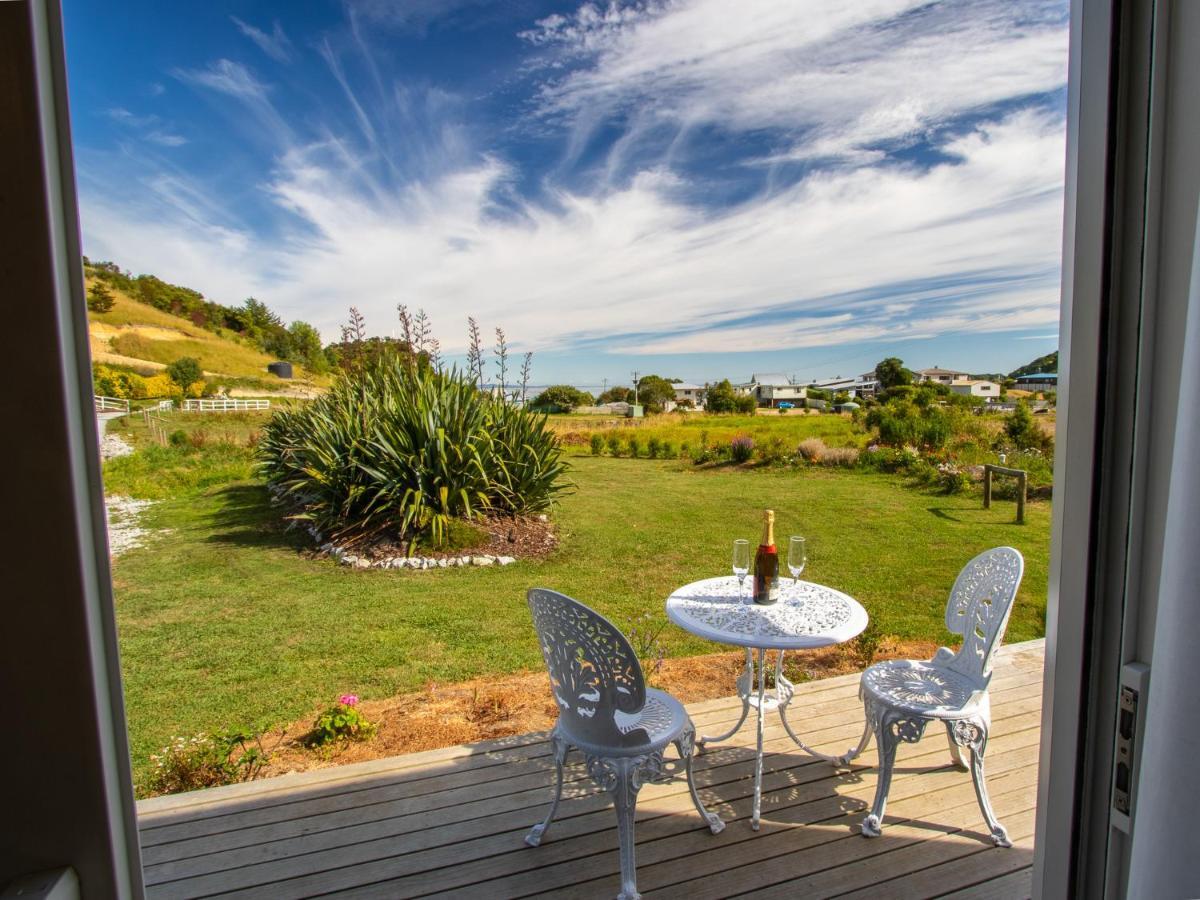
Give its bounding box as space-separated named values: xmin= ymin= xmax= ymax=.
xmin=85 ymin=261 xmax=329 ymax=394
xmin=1010 ymin=350 xmax=1058 ymax=379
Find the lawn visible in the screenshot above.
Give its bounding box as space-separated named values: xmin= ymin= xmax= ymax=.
xmin=108 ymin=446 xmax=1049 ymax=791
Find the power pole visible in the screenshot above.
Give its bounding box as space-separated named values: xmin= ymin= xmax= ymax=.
xmin=632 ymin=370 xmax=640 ymax=405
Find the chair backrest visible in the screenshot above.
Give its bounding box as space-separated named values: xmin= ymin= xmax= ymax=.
xmin=942 ymin=546 xmax=1024 ymax=685
xmin=527 ymin=588 xmax=648 ymax=748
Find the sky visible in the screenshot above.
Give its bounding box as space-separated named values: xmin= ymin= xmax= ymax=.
xmin=64 ymin=0 xmax=1068 ymax=386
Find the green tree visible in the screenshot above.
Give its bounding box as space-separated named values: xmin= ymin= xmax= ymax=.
xmin=166 ymin=357 xmax=203 ymax=391
xmin=86 ymin=282 xmax=115 ymax=313
xmin=705 ymin=379 xmax=740 ymax=413
xmin=874 ymin=357 xmax=913 ymax=390
xmin=531 ymin=385 xmax=594 ymax=412
xmin=288 ymin=321 xmax=329 ymax=373
xmin=597 ymin=386 xmax=632 ymax=405
xmin=635 ymin=374 xmax=676 ymax=413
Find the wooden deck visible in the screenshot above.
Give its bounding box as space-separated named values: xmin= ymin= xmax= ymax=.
xmin=137 ymin=640 xmax=1045 ymax=899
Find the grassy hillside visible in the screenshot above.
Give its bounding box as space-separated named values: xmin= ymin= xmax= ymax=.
xmin=87 ymin=278 xmax=325 ymax=388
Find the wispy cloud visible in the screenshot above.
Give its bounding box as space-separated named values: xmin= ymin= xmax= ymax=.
xmin=77 ymin=0 xmax=1068 ymax=377
xmin=231 ymin=16 xmax=294 ymax=63
xmin=105 ymin=107 xmax=187 ymax=147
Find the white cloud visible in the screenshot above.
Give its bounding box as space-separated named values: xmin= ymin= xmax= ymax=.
xmin=525 ymin=0 xmax=1067 ymax=167
xmin=231 ymin=17 xmax=294 ymax=64
xmin=80 ymin=107 xmax=1065 ymax=355
xmin=78 ymin=0 xmax=1068 ymax=370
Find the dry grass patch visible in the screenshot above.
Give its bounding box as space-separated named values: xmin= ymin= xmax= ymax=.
xmin=253 ymin=637 xmax=939 ymax=781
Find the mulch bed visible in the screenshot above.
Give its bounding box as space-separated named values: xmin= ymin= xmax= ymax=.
xmin=251 ymin=638 xmax=941 ymax=783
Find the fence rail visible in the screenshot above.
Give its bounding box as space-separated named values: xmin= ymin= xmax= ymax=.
xmin=182 ymin=398 xmax=270 ymax=412
xmin=94 ymin=395 xmax=130 ymax=414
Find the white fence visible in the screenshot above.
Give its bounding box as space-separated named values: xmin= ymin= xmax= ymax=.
xmin=182 ymin=398 xmax=270 ymax=412
xmin=94 ymin=395 xmax=129 ymax=414
xmin=155 ymin=399 xmax=174 ymax=412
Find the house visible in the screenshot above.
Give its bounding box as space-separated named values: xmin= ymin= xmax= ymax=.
xmin=809 ymin=374 xmax=881 ymax=398
xmin=1014 ymin=372 xmax=1058 ymax=393
xmin=915 ymin=366 xmax=971 ymax=385
xmin=949 ymin=378 xmax=1001 ymax=400
xmin=737 ymin=373 xmax=807 ymax=408
xmin=672 ymin=382 xmax=706 ymax=409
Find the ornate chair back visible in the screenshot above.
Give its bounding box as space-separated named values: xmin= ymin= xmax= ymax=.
xmin=941 ymin=547 xmax=1024 ymax=687
xmin=527 ymin=588 xmax=649 ymax=748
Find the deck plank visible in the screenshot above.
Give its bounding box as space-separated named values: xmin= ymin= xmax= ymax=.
xmin=137 ymin=640 xmax=1045 ymax=899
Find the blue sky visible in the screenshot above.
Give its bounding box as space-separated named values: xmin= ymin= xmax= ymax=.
xmin=64 ymin=0 xmax=1068 ymax=385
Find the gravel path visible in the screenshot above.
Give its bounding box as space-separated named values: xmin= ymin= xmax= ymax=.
xmin=98 ymin=422 xmax=159 ymax=555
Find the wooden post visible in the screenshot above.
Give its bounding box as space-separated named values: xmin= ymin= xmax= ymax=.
xmin=983 ymin=464 xmax=1027 ymax=524
xmin=1017 ymin=471 xmax=1027 ymax=525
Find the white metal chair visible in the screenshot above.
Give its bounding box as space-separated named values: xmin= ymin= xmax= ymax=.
xmin=857 ymin=546 xmax=1024 ymax=847
xmin=525 ymin=588 xmax=724 ymax=900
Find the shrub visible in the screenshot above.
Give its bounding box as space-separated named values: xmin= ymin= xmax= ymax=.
xmin=936 ymin=465 xmax=971 ymax=494
xmin=627 ymin=436 xmax=642 ymax=458
xmin=168 ymin=429 xmax=189 ymax=448
xmin=662 ymin=440 xmax=677 ymax=459
xmin=258 ymin=358 xmax=570 ymax=546
xmin=679 ymin=441 xmax=690 ymax=458
xmin=646 ymin=437 xmax=662 ymax=459
xmin=147 ymin=729 xmax=271 ymax=795
xmin=606 ymin=434 xmax=623 ymax=457
xmin=797 ymin=437 xmax=827 ymax=463
xmin=758 ymin=434 xmax=790 ymax=465
xmin=306 ymin=694 xmax=376 ymax=747
xmin=166 ymin=357 xmax=203 ymax=392
xmin=530 ymin=385 xmax=594 ymax=412
xmin=820 ymin=447 xmax=860 ymax=467
xmin=1003 ymin=402 xmax=1053 ymax=452
xmin=730 ymin=435 xmax=755 ymax=463
xmin=589 ymin=433 xmax=604 ymax=456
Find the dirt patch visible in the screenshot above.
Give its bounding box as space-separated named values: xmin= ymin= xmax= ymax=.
xmin=336 ymin=514 xmax=559 ymax=562
xmin=252 ymin=638 xmax=940 ymax=782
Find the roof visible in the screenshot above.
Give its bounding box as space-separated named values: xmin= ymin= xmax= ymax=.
xmin=750 ymin=373 xmax=793 ymax=385
xmin=917 ymin=367 xmax=970 ymax=377
xmin=1015 ymin=372 xmax=1058 ymax=381
xmin=673 ymin=382 xmax=704 ymax=390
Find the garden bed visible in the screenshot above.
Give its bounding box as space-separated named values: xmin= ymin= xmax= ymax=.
xmin=237 ymin=638 xmax=941 ymax=787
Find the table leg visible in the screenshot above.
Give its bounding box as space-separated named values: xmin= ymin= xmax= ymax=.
xmin=752 ymin=646 xmax=766 ymax=831
xmin=698 ymin=648 xmax=753 ymax=751
xmin=776 ymin=651 xmax=872 ymax=767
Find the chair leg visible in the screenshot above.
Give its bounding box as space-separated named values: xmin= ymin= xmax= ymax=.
xmin=862 ymin=709 xmax=927 ymax=838
xmin=954 ymin=718 xmax=1012 ymax=847
xmin=587 ymin=754 xmax=660 ymax=900
xmin=946 ymin=722 xmax=969 ymax=770
xmin=525 ymin=734 xmax=569 ymax=847
xmin=675 ymin=728 xmax=725 ymax=834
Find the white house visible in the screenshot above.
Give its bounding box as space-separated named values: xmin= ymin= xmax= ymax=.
xmin=809 ymin=374 xmax=881 ymax=398
xmin=949 ymin=378 xmax=1001 ymax=400
xmin=672 ymin=382 xmax=706 ymax=408
xmin=916 ymin=366 xmax=971 ymax=385
xmin=738 ymin=373 xmax=807 ymax=408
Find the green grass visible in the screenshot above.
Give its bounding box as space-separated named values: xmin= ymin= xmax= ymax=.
xmin=550 ymin=411 xmax=867 ymax=454
xmin=108 ymin=450 xmax=1049 ymax=792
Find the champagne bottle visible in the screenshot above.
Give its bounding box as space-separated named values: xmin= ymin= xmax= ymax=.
xmin=753 ymin=509 xmax=780 ymax=605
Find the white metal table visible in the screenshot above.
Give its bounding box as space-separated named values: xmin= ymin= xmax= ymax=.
xmin=665 ymin=575 xmax=870 ymax=830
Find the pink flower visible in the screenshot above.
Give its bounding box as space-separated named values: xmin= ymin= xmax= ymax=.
xmin=339 ymin=694 xmax=359 ymax=707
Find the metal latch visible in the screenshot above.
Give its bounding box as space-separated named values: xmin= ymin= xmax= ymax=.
xmin=1111 ymin=661 xmax=1150 ymax=833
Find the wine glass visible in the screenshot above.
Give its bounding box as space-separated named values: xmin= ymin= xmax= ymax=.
xmin=788 ymin=536 xmax=807 ymax=583
xmin=732 ymin=539 xmax=750 ymax=599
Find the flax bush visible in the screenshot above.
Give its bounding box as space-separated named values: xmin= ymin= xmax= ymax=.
xmin=258 ymin=357 xmax=570 ymax=546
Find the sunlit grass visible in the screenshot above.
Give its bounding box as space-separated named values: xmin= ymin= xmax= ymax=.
xmin=107 ymin=449 xmax=1049 ymax=791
